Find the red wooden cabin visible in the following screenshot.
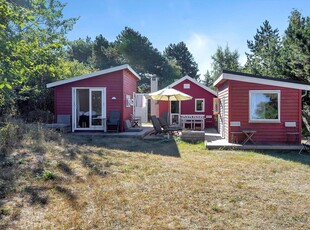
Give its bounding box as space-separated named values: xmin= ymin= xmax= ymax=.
xmin=46 ymin=64 xmax=140 ymax=132
xmin=158 ymin=75 xmax=217 ymax=129
xmin=214 ymin=70 xmax=310 ymax=144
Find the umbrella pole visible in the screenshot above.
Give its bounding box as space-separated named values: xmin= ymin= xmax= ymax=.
xmin=168 ymin=96 xmax=170 ymax=125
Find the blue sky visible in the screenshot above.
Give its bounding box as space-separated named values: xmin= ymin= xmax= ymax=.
xmin=61 ymin=0 xmax=310 ymax=75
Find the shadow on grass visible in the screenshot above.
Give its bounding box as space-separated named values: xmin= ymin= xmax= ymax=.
xmin=64 ymin=134 xmax=181 ymax=157
xmin=254 ymin=150 xmax=310 ymax=166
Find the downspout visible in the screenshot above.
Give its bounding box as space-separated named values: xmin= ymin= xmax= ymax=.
xmin=302 ymin=90 xmax=307 ymax=98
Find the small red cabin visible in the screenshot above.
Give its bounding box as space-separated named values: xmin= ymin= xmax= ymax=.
xmin=213 ymin=70 xmax=310 ymax=144
xmin=46 ymin=64 xmax=140 ymax=132
xmin=158 ymin=75 xmax=217 ymax=129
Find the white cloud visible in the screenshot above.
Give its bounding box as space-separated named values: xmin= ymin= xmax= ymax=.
xmin=185 ymin=33 xmax=217 ymax=77
xmin=186 ymin=32 xmax=248 ymax=78
xmin=239 ymin=53 xmax=247 ymax=66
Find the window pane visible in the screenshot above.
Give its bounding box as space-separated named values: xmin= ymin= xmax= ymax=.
xmin=196 ymin=99 xmax=203 ymax=111
xmin=251 ymin=93 xmax=278 ymax=120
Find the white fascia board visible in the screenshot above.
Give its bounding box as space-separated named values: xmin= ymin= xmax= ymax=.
xmin=169 ymin=75 xmax=217 ymax=96
xmin=214 ymin=73 xmax=310 ymax=91
xmin=225 ymin=73 xmax=310 ymax=90
xmin=46 ymin=64 xmax=140 ymax=88
xmin=213 ymin=74 xmax=224 ymax=87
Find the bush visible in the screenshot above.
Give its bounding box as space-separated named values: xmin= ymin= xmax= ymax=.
xmin=0 ymin=119 xmax=62 ymax=156
xmin=25 ymin=110 xmax=54 ymax=123
xmin=42 ymin=170 xmax=56 ymax=181
xmin=0 ymin=120 xmax=26 ymax=155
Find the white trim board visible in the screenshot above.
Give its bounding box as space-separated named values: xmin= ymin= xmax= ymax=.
xmin=46 ymin=64 xmax=140 ymax=88
xmin=214 ymin=73 xmax=310 ymax=91
xmin=168 ymin=75 xmax=217 ymax=96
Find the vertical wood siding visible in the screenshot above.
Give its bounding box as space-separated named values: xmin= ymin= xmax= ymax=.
xmin=122 ymin=69 xmax=137 ymax=125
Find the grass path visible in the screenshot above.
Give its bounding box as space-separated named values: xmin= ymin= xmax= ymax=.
xmin=1 ymin=135 xmax=309 ymax=229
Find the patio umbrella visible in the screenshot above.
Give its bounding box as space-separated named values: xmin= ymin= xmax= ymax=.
xmin=149 ymin=87 xmax=192 ymax=122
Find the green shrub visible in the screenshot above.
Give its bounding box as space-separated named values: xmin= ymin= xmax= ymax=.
xmin=0 ymin=120 xmax=26 ymax=155
xmin=42 ymin=170 xmax=56 ymax=181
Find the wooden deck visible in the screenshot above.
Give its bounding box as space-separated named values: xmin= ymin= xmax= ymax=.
xmin=205 ymin=128 xmax=303 ymax=150
xmin=73 ymin=126 xmax=154 ymax=139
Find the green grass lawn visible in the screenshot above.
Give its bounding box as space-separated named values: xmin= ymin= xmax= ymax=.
xmin=1 ymin=131 xmax=309 ymax=229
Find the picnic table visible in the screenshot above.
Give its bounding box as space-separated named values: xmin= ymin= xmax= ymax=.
xmin=180 ymin=114 xmax=205 ymax=130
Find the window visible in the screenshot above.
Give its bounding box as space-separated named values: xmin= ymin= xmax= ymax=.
xmin=126 ymin=95 xmax=132 ymax=107
xmin=195 ymin=98 xmax=205 ymax=112
xmin=249 ymin=90 xmax=280 ymax=122
xmin=184 ymin=83 xmax=190 ymax=89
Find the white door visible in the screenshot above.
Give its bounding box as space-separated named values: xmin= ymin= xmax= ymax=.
xmin=170 ymin=101 xmax=181 ymax=125
xmin=72 ymin=88 xmax=106 ymax=132
xmin=133 ymin=93 xmax=148 ymax=122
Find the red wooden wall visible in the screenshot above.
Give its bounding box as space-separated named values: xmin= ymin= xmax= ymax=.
xmin=218 ymin=80 xmax=302 ymax=144
xmin=54 ymin=70 xmax=138 ymax=132
xmin=158 ymin=79 xmax=216 ymax=128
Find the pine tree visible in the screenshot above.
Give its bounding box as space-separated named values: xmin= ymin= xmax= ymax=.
xmin=281 ymin=10 xmax=310 ymax=82
xmin=206 ymin=45 xmax=240 ymax=85
xmin=164 ymin=42 xmax=199 ymax=79
xmin=245 ymin=20 xmax=282 ymax=77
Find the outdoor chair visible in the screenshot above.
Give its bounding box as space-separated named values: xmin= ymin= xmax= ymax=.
xmin=130 ymin=114 xmax=142 ymax=127
xmin=124 ymin=120 xmax=143 ymax=132
xmin=150 ymin=115 xmax=163 ymax=135
xmin=151 ymin=116 xmax=181 ymax=136
xmin=161 ymin=112 xmax=169 ymax=125
xmin=158 ymin=117 xmax=182 ymax=134
xmin=107 ymin=110 xmax=120 ymax=132
xmin=299 ymin=136 xmax=310 ymax=154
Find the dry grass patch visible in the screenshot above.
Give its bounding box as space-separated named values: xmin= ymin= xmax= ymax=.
xmin=0 ymin=128 xmax=309 ymax=229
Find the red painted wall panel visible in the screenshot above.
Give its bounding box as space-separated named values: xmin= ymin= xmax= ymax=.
xmin=122 ymin=70 xmax=137 ymax=124
xmin=226 ymin=80 xmax=301 ymax=144
xmin=158 ymin=79 xmax=216 ymax=128
xmin=53 ymin=70 xmax=138 ymax=132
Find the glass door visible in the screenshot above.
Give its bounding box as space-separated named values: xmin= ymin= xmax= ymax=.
xmin=73 ymin=88 xmax=106 ymax=131
xmin=170 ymin=101 xmax=180 ymax=125
xmin=90 ymin=90 xmax=103 ymax=128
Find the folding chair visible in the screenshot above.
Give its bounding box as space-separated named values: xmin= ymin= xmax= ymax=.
xmin=150 ymin=115 xmax=163 ymax=135
xmin=158 ymin=117 xmax=182 ymax=135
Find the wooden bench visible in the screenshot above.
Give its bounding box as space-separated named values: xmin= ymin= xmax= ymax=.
xmin=230 ymin=131 xmax=243 ymax=144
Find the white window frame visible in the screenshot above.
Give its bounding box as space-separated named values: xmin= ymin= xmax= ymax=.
xmin=249 ymin=90 xmax=280 ymax=123
xmin=184 ymin=83 xmax=190 ymax=89
xmin=195 ymin=98 xmax=205 ymax=112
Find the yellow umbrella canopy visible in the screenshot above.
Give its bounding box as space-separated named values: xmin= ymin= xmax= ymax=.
xmin=149 ymin=87 xmax=192 ymax=101
xmin=149 ymin=87 xmax=192 ymax=122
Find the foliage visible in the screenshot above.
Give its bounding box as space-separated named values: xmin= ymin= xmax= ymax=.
xmin=205 ymin=45 xmax=241 ymax=85
xmin=92 ymin=34 xmax=121 ymax=69
xmin=0 ymin=0 xmax=78 ymax=116
xmin=115 ymin=27 xmax=181 ymax=89
xmin=281 ymin=10 xmax=310 ymax=83
xmin=57 ymin=60 xmax=94 ymax=80
xmin=245 ymin=20 xmax=282 ymax=77
xmin=164 ymin=41 xmax=200 ymax=79
xmin=67 ymin=37 xmax=93 ymax=66
xmin=67 ymin=27 xmax=195 ymax=91
xmin=42 ymin=170 xmax=56 ymax=180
